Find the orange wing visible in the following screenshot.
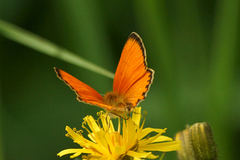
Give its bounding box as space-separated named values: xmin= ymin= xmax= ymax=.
xmin=54 ymin=67 xmax=113 ymax=111
xmin=113 ymin=32 xmax=154 ymax=107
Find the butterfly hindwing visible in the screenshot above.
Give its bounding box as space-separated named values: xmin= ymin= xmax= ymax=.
xmin=124 ymin=69 xmax=154 ymax=107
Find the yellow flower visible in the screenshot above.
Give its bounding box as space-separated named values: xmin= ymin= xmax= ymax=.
xmin=57 ymin=107 xmax=181 ymax=160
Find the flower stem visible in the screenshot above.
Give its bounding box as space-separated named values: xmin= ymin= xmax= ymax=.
xmin=159 ymin=152 xmax=165 ymax=160
xmin=0 ymin=19 xmax=114 ymax=79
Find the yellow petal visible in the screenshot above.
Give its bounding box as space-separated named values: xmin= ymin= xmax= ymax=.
xmin=126 ymin=150 xmax=157 ymax=158
xmin=57 ymin=148 xmax=93 ymax=158
xmin=99 ymin=112 xmax=115 ymax=133
xmin=140 ymin=129 xmax=167 ymax=146
xmin=122 ymin=119 xmax=127 ymax=144
xmin=127 ymin=117 xmax=137 ymax=141
xmin=139 ymin=141 xmax=182 ymax=152
xmin=140 ymin=128 xmax=166 ymax=139
xmin=133 ymin=157 xmax=141 ymax=160
xmin=91 ymin=130 xmax=110 ymax=155
xmin=84 ymin=115 xmax=100 ymax=133
xmin=87 ymin=132 xmax=96 ymax=143
xmin=145 ymin=153 xmax=159 ymax=159
xmin=101 ymin=131 xmax=116 ymax=155
xmin=132 ymin=107 xmax=141 ymax=126
xmin=65 ymin=126 xmax=87 ymax=145
xmin=152 ymin=135 xmax=173 ymax=143
xmin=126 ymin=118 xmax=140 ymax=150
xmin=115 ymin=146 xmax=126 ymax=156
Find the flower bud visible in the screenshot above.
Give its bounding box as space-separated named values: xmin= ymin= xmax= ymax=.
xmin=189 ymin=122 xmax=217 ymax=160
xmin=175 ymin=125 xmax=195 ymax=160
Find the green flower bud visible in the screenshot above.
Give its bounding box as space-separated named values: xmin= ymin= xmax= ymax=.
xmin=189 ymin=122 xmax=217 ymax=160
xmin=175 ymin=125 xmax=195 ymax=160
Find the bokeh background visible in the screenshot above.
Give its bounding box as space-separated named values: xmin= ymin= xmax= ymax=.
xmin=1 ymin=1 xmax=240 ymax=160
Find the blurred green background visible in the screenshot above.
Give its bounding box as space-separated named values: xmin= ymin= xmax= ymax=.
xmin=1 ymin=0 xmax=240 ymax=160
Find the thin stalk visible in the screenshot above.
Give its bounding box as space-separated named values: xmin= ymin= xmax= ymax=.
xmin=0 ymin=19 xmax=114 ymax=79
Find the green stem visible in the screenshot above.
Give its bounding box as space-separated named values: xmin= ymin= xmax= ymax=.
xmin=0 ymin=19 xmax=114 ymax=79
xmin=159 ymin=152 xmax=165 ymax=160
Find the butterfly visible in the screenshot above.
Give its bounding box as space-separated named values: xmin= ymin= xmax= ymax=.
xmin=54 ymin=32 xmax=154 ymax=118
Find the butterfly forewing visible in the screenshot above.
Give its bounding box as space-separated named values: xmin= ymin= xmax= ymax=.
xmin=54 ymin=68 xmax=113 ymax=111
xmin=113 ymin=32 xmax=154 ymax=107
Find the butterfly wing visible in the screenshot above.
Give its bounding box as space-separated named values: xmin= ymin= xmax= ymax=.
xmin=54 ymin=67 xmax=113 ymax=111
xmin=113 ymin=32 xmax=154 ymax=107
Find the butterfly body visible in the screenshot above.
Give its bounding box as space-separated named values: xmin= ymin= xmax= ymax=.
xmin=103 ymin=92 xmax=134 ymax=115
xmin=54 ymin=32 xmax=154 ymax=118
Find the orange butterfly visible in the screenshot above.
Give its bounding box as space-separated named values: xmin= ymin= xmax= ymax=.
xmin=54 ymin=32 xmax=154 ymax=118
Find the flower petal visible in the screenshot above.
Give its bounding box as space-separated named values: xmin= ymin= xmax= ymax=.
xmin=65 ymin=126 xmax=88 ymax=145
xmin=140 ymin=129 xmax=167 ymax=146
xmin=139 ymin=140 xmax=182 ymax=152
xmin=126 ymin=150 xmax=158 ymax=159
xmin=84 ymin=115 xmax=101 ymax=133
xmin=57 ymin=148 xmax=93 ymax=158
xmin=132 ymin=107 xmax=141 ymax=126
xmin=152 ymin=135 xmax=173 ymax=143
xmin=90 ymin=130 xmax=111 ymax=155
xmin=125 ymin=117 xmax=140 ymax=150
xmin=115 ymin=146 xmax=126 ymax=156
xmin=140 ymin=127 xmax=166 ymax=139
xmin=99 ymin=112 xmax=115 ymax=133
